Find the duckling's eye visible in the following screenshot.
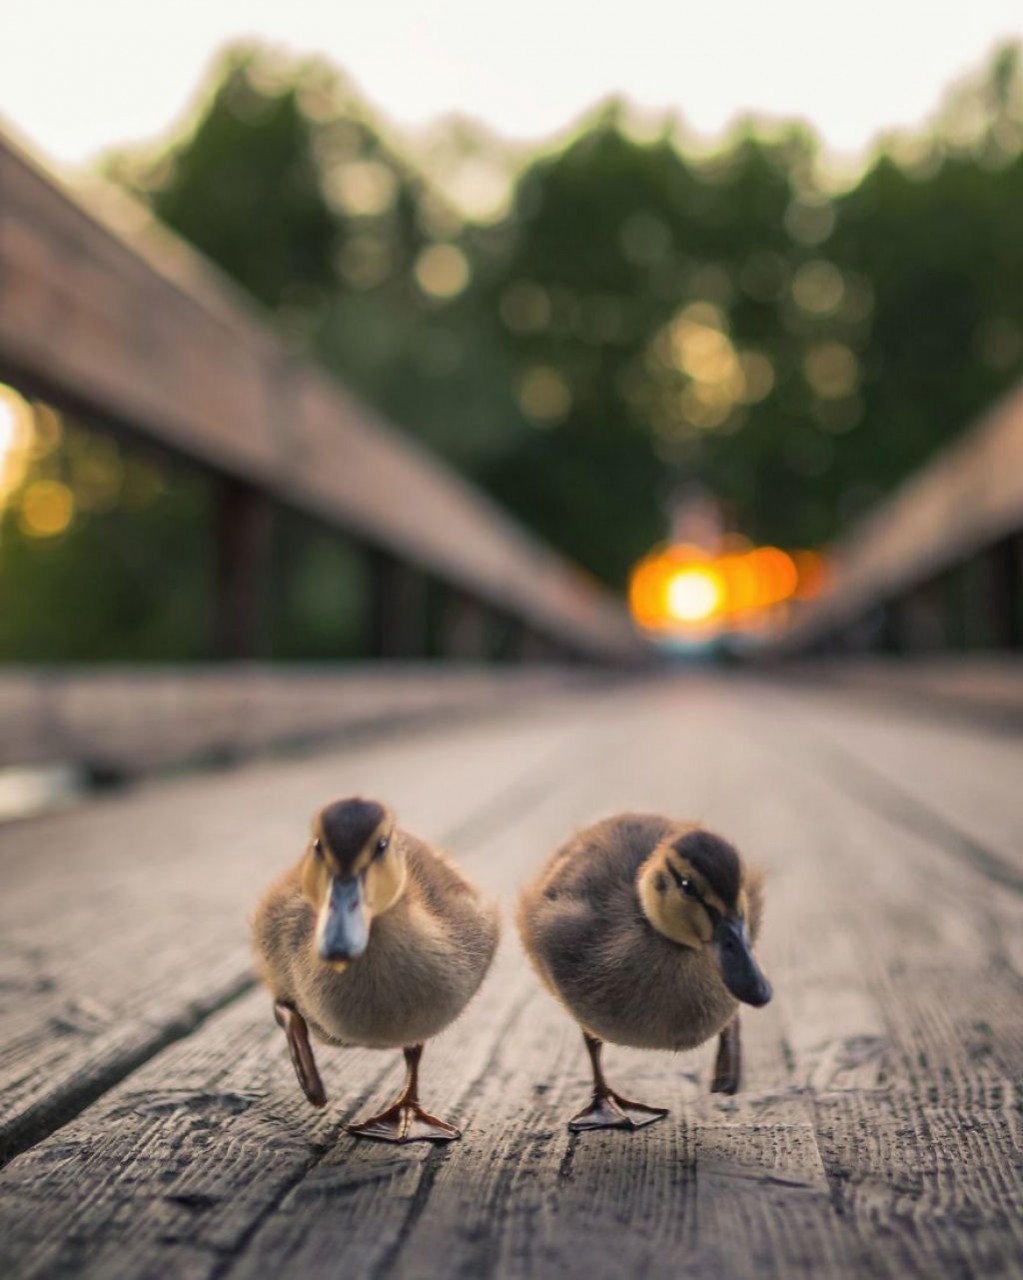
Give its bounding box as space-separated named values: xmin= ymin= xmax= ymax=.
xmin=312 ymin=837 xmax=324 ymax=861
xmin=374 ymin=836 xmax=389 ymax=859
xmin=679 ymin=877 xmax=697 ymax=898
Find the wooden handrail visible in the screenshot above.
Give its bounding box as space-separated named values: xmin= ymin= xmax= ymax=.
xmin=772 ymin=380 xmax=1023 ymax=652
xmin=0 ymin=134 xmax=640 ymax=662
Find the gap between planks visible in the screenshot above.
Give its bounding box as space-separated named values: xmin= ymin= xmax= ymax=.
xmin=1 ymin=678 xmax=1020 ymax=1279
xmin=0 ymin=693 xmax=624 ymax=1169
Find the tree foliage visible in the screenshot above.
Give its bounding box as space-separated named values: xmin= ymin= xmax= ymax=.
xmin=2 ymin=41 xmax=1022 ymax=659
xmin=124 ymin=42 xmax=1023 ymax=588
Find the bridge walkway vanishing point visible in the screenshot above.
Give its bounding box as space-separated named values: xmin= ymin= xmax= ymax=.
xmin=0 ymin=672 xmax=1021 ymax=1280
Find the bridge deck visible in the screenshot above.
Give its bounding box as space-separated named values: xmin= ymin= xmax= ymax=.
xmin=1 ymin=675 xmax=1021 ymax=1279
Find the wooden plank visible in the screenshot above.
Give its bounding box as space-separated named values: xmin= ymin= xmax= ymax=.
xmin=750 ymin=675 xmax=1023 ymax=880
xmin=0 ymin=686 xmax=641 ymax=1278
xmin=372 ymin=708 xmax=869 ymax=1280
xmin=387 ymin=681 xmax=1023 ymax=1279
xmin=218 ymin=694 xmax=735 ymax=1280
xmin=1 ymin=677 xmax=1021 ymax=1278
xmin=724 ymin=682 xmax=1023 ymax=1277
xmin=0 ymin=136 xmax=637 ymax=661
xmin=0 ymin=697 xmax=603 ymax=1163
xmin=784 ymin=657 xmax=1023 ymax=727
xmin=0 ymin=665 xmax=597 ymax=774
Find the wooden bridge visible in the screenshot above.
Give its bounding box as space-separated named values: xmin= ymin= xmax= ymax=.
xmin=1 ymin=135 xmax=1021 ymax=1279
xmin=1 ymin=673 xmax=1021 ymax=1279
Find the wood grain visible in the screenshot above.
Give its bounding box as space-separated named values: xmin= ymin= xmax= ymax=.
xmin=750 ymin=676 xmax=1023 ymax=880
xmin=0 ymin=665 xmax=601 ymax=774
xmin=0 ymin=675 xmax=1020 ymax=1278
xmin=0 ymin=697 xmax=606 ymax=1163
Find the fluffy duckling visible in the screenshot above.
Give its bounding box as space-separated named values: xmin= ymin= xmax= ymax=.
xmin=253 ymin=797 xmax=499 ymax=1143
xmin=518 ymin=814 xmax=771 ymax=1131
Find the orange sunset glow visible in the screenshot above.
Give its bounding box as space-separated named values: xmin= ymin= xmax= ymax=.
xmin=628 ymin=541 xmax=827 ymax=643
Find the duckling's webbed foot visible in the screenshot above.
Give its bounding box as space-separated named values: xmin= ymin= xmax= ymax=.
xmin=569 ymin=1090 xmax=668 ymax=1132
xmin=348 ymin=1045 xmax=461 ymax=1144
xmin=568 ymin=1033 xmax=668 ymax=1132
xmin=274 ymin=1000 xmax=327 ymax=1108
xmin=710 ymin=1015 xmax=742 ymax=1095
xmin=349 ymin=1101 xmax=460 ymax=1143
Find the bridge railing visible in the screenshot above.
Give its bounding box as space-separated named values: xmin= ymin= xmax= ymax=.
xmin=768 ymin=381 xmax=1023 ymax=657
xmin=0 ymin=134 xmax=640 ymax=665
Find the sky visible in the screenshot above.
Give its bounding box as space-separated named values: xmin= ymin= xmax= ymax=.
xmin=2 ymin=0 xmax=1021 ymax=179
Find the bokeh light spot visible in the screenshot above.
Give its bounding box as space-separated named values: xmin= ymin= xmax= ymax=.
xmin=783 ymin=199 xmax=835 ymax=246
xmin=666 ymin=568 xmax=723 ymax=622
xmin=628 ymin=540 xmax=822 ymax=642
xmin=0 ymin=383 xmax=34 ymax=504
xmin=517 ymin=366 xmax=571 ymax=424
xmin=19 ymin=480 xmax=74 ymax=538
xmin=804 ymin=342 xmax=860 ymax=399
xmin=414 ymin=243 xmax=470 ymax=300
xmin=792 ymin=260 xmax=845 ymax=316
xmin=738 ymin=350 xmax=775 ymax=403
xmin=325 ymin=160 xmax=398 ymax=217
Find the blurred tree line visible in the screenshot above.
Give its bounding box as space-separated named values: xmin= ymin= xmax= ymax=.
xmin=2 ymin=41 xmax=1021 ymax=658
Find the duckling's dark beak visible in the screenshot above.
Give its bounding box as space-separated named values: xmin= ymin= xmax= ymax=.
xmin=712 ymin=917 xmax=772 ymax=1007
xmin=318 ymin=875 xmax=369 ymax=966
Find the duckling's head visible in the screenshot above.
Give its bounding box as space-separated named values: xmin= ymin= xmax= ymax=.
xmin=638 ymin=827 xmax=772 ymax=1007
xmin=302 ymin=797 xmax=406 ymax=970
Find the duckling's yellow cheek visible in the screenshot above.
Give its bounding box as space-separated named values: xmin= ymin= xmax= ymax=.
xmin=365 ymin=855 xmax=406 ymax=915
xmin=689 ymin=906 xmax=714 ymax=944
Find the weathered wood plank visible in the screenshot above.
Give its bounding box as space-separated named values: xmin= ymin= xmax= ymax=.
xmin=223 ymin=701 xmax=682 ymax=1280
xmin=0 ymin=676 xmax=1020 ymax=1279
xmin=378 ymin=710 xmax=868 ymax=1280
xmin=422 ymin=679 xmax=1022 ymax=1279
xmin=0 ymin=697 xmax=605 ymax=1163
xmin=788 ymin=657 xmax=1023 ymax=727
xmin=0 ymin=665 xmax=598 ymax=774
xmin=720 ymin=681 xmax=1023 ymax=1276
xmin=750 ymin=675 xmax=1023 ymax=881
xmin=0 ymin=688 xmax=639 ymax=1279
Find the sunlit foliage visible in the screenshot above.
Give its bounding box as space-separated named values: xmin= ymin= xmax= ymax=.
xmin=4 ymin=41 xmax=1022 ymax=659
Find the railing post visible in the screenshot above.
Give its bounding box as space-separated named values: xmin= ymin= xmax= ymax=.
xmin=940 ymin=568 xmax=967 ymax=651
xmin=514 ymin=627 xmax=565 ymax=663
xmin=366 ymin=549 xmax=427 ymax=659
xmin=990 ymin=534 xmax=1023 ymax=650
xmin=440 ymin=591 xmax=490 ymax=661
xmin=905 ymin=580 xmax=949 ymax=652
xmin=878 ymin=600 xmax=904 ymax=654
xmin=213 ymin=478 xmax=274 ymax=659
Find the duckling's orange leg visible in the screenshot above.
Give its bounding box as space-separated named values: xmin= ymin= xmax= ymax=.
xmin=274 ymin=1001 xmax=327 ymax=1108
xmin=710 ymin=1015 xmax=742 ymax=1095
xmin=568 ymin=1033 xmax=668 ymax=1132
xmin=348 ymin=1045 xmax=461 ymax=1144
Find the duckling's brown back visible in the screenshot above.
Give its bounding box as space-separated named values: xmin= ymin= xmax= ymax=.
xmin=517 ymin=813 xmax=674 ymax=991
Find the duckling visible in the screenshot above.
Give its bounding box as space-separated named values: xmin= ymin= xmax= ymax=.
xmin=517 ymin=814 xmax=771 ymax=1131
xmin=253 ymin=797 xmax=499 ymax=1143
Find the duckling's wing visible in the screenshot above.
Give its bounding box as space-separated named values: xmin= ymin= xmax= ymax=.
xmin=518 ymin=813 xmax=673 ymax=970
xmin=251 ymin=866 xmax=314 ymax=1003
xmin=527 ymin=813 xmax=674 ymax=908
xmin=405 ymin=836 xmax=500 ymax=968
